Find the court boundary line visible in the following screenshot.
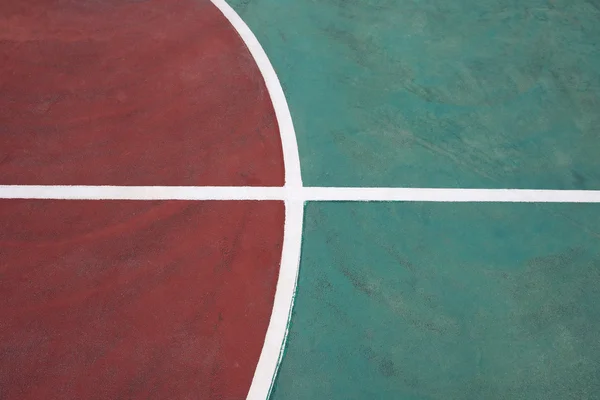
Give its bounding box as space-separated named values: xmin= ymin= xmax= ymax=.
xmin=2 ymin=185 xmax=600 ymax=203
xmin=209 ymin=1 xmax=304 ymax=399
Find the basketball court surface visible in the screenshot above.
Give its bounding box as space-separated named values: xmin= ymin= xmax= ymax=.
xmin=1 ymin=0 xmax=600 ymax=399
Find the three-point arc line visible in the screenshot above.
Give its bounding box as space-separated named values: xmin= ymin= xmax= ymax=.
xmin=3 ymin=0 xmax=600 ymax=400
xmin=205 ymin=3 xmax=306 ymax=394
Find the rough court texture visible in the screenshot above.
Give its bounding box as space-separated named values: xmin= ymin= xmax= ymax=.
xmin=273 ymin=202 xmax=600 ymax=400
xmin=0 ymin=0 xmax=284 ymax=186
xmin=0 ymin=200 xmax=284 ymax=399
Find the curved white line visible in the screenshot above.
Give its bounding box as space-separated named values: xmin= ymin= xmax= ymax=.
xmin=209 ymin=1 xmax=304 ymax=399
xmin=249 ymin=199 xmax=304 ymax=399
xmin=210 ymin=0 xmax=302 ymax=188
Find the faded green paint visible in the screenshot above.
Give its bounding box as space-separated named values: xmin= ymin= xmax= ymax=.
xmin=272 ymin=202 xmax=600 ymax=399
xmin=230 ymin=0 xmax=600 ymax=189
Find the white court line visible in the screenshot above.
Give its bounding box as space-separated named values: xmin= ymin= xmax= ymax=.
xmin=0 ymin=185 xmax=285 ymax=201
xmin=302 ymin=187 xmax=600 ymax=203
xmin=3 ymin=185 xmax=600 ymax=203
xmin=209 ymin=1 xmax=304 ymax=399
xmin=248 ymin=200 xmax=304 ymax=397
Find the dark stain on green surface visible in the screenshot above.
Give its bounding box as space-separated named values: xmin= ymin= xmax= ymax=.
xmin=340 ymin=266 xmax=374 ymax=297
xmin=515 ymin=248 xmax=600 ymax=339
xmin=588 ymin=0 xmax=600 ymax=10
xmin=378 ymin=357 xmax=398 ymax=378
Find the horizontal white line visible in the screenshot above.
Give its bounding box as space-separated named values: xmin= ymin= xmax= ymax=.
xmin=0 ymin=185 xmax=285 ymax=200
xmin=303 ymin=187 xmax=600 ymax=203
xmin=1 ymin=185 xmax=600 ymax=203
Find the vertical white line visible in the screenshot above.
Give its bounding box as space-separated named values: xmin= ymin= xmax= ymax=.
xmin=209 ymin=1 xmax=305 ymax=399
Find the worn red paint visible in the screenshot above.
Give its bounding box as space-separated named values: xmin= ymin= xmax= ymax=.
xmin=0 ymin=0 xmax=284 ymax=186
xmin=0 ymin=199 xmax=284 ymax=399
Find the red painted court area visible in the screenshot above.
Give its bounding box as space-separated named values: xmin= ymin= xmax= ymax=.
xmin=0 ymin=0 xmax=286 ymax=398
xmin=0 ymin=0 xmax=284 ymax=186
xmin=0 ymin=200 xmax=284 ymax=399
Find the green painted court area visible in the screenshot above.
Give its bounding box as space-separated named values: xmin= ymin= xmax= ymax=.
xmin=227 ymin=0 xmax=600 ymax=398
xmin=232 ymin=0 xmax=600 ymax=189
xmin=275 ymin=203 xmax=600 ymax=399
